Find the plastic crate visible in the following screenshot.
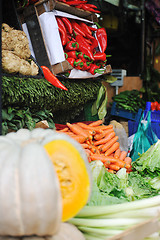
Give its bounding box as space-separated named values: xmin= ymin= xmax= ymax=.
xmin=110 ymin=102 xmax=142 ymax=122
xmin=128 ymin=120 xmax=160 ymax=138
xmin=144 ymin=102 xmax=160 ymax=123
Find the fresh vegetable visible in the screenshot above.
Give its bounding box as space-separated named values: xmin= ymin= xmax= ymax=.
xmin=65 ymin=41 xmax=79 ymax=51
xmin=60 ymin=17 xmax=73 ymax=34
xmin=41 ymin=66 xmax=68 ymax=91
xmin=43 ymin=129 xmax=92 ymax=222
xmin=75 ymin=34 xmax=94 ymax=60
xmin=71 ymin=20 xmax=86 ymax=37
xmin=96 ymin=27 xmax=107 ymax=53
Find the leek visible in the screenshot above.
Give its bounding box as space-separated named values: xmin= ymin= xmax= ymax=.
xmin=77 ymin=195 xmax=160 ymax=217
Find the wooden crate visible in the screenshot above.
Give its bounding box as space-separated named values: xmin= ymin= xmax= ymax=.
xmin=17 ymin=0 xmax=98 ymax=75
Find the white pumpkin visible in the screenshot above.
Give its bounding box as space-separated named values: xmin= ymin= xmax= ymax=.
xmin=0 ymin=129 xmax=62 ymax=237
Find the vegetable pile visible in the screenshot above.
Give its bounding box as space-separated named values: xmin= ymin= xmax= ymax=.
xmin=56 ymin=17 xmax=109 ymax=75
xmin=56 ymin=119 xmax=132 ymax=173
xmin=150 ymin=101 xmax=160 ymax=111
xmin=68 ymin=139 xmax=160 ymax=240
xmin=57 ymin=0 xmax=100 ymax=13
xmin=112 ymin=90 xmax=145 ymax=112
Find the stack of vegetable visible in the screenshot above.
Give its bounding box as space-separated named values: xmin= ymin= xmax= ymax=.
xmin=69 ymin=140 xmax=160 ymax=240
xmin=56 ymin=119 xmax=132 ymax=173
xmin=57 ymin=0 xmax=101 ymax=13
xmin=56 ymin=16 xmax=109 ymax=75
xmin=112 ymin=90 xmax=145 ymax=112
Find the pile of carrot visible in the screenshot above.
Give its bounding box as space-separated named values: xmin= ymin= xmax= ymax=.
xmin=56 ymin=119 xmax=132 ymax=174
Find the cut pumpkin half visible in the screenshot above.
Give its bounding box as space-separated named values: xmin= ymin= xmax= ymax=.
xmin=44 ymin=133 xmax=91 ymax=222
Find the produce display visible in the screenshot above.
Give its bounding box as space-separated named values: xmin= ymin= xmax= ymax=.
xmin=0 ymin=128 xmax=91 ymax=236
xmin=56 ymin=17 xmax=109 ymax=75
xmin=2 ymin=23 xmax=39 ymax=76
xmin=150 ymin=101 xmax=160 ymax=111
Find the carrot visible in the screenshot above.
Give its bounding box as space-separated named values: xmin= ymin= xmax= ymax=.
xmin=103 ymin=161 xmax=110 ymax=168
xmin=124 ymin=156 xmax=132 ymax=165
xmin=119 ymin=151 xmax=128 ymax=161
xmin=88 ymin=119 xmax=104 ymax=127
xmin=81 ymin=143 xmax=90 ymax=149
xmin=76 ymin=122 xmax=96 ymax=134
xmin=114 ymin=148 xmax=121 ymax=159
xmin=70 ymin=135 xmax=86 ymax=144
xmin=109 ymin=164 xmax=120 ymax=171
xmin=108 ymin=169 xmax=114 ymax=174
xmin=58 ymin=127 xmax=69 ymax=132
xmin=114 ymin=159 xmax=126 ymax=168
xmin=94 ymin=132 xmax=105 ymax=141
xmin=90 ymin=155 xmax=118 ymax=164
xmin=100 ymin=136 xmax=118 ymax=152
xmin=94 ymin=125 xmax=113 ymax=131
xmin=104 ymin=141 xmax=120 ymax=156
xmin=66 ymin=122 xmax=89 ymax=140
xmin=103 ymin=128 xmax=114 ymax=136
xmin=94 ymin=131 xmax=116 ymax=146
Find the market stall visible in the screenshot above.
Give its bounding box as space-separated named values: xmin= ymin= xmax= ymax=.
xmin=1 ymin=0 xmax=160 ymax=239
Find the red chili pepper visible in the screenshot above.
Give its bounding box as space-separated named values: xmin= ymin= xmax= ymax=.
xmin=41 ymin=66 xmax=68 ymax=91
xmin=65 ymin=41 xmax=79 ymax=51
xmin=60 ymin=17 xmax=73 ymax=34
xmin=75 ymin=35 xmax=94 ymax=60
xmin=80 ymin=4 xmax=101 ymax=13
xmin=85 ymin=38 xmax=92 ymax=45
xmin=74 ymin=59 xmax=84 ymax=70
xmin=58 ymin=26 xmax=68 ymax=46
xmin=96 ymin=28 xmax=107 ymax=53
xmin=78 ymin=52 xmax=91 ymax=62
xmin=88 ymin=26 xmax=97 ymax=31
xmin=79 ymin=22 xmax=92 ymax=35
xmin=56 ymin=17 xmax=67 ymax=33
xmin=84 ymin=3 xmax=98 ymax=8
xmin=67 ymin=58 xmax=75 ymax=67
xmin=71 ymin=20 xmax=86 ymax=37
xmin=81 ymin=61 xmax=91 ymax=71
xmin=65 ymin=51 xmax=80 ymax=59
xmin=90 ymin=38 xmax=98 ymax=52
xmin=94 ymin=52 xmax=106 ymax=61
xmin=65 ymin=1 xmax=87 ymax=5
xmin=89 ymin=63 xmax=104 ymax=75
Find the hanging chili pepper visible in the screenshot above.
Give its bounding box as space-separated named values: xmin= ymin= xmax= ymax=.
xmin=75 ymin=34 xmax=94 ymax=60
xmin=94 ymin=52 xmax=106 ymax=61
xmin=71 ymin=20 xmax=86 ymax=37
xmin=89 ymin=63 xmax=104 ymax=75
xmin=60 ymin=17 xmax=73 ymax=34
xmin=58 ymin=26 xmax=68 ymax=46
xmin=56 ymin=17 xmax=67 ymax=33
xmin=65 ymin=41 xmax=79 ymax=51
xmin=41 ymin=66 xmax=68 ymax=91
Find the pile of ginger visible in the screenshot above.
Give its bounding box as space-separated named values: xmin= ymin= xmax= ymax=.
xmin=2 ymin=23 xmax=39 ymax=76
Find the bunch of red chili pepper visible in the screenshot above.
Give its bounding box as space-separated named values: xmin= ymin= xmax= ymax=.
xmin=57 ymin=0 xmax=101 ymax=13
xmin=56 ymin=16 xmax=109 ymax=75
